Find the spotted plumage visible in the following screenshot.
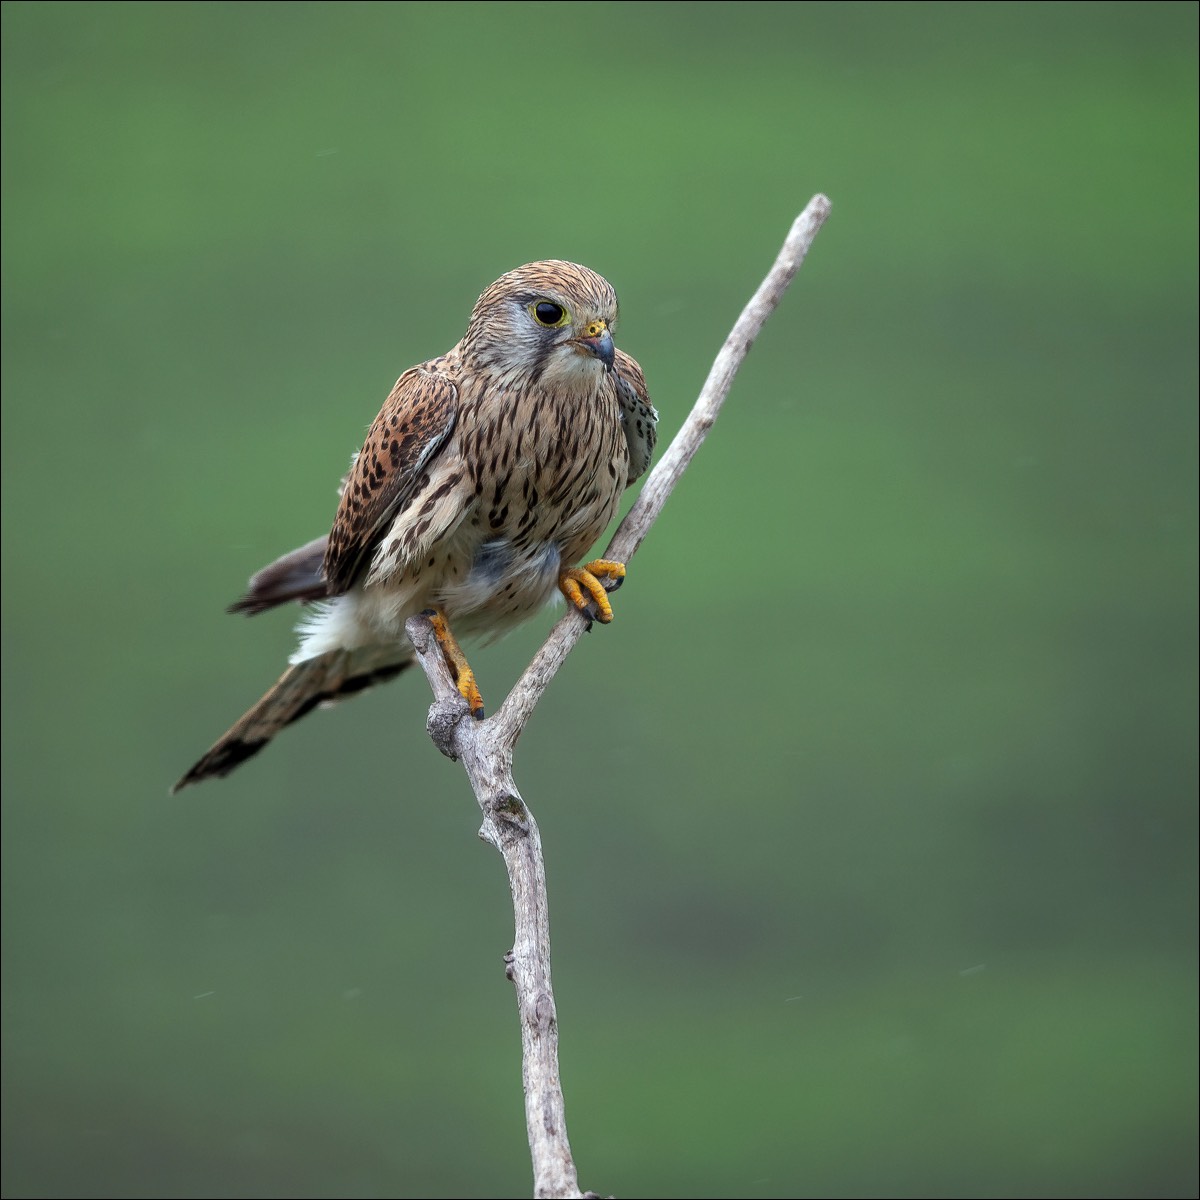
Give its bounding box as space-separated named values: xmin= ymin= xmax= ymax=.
xmin=174 ymin=261 xmax=656 ymax=792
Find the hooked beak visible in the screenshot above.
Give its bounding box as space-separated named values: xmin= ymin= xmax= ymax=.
xmin=576 ymin=321 xmax=615 ymax=372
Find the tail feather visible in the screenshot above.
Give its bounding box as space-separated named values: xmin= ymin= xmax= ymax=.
xmin=173 ymin=648 xmax=409 ymax=793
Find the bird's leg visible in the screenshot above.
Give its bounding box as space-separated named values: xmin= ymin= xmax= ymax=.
xmin=424 ymin=608 xmax=486 ymax=719
xmin=558 ymin=559 xmax=626 ymax=624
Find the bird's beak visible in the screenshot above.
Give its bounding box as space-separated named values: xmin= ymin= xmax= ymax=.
xmin=576 ymin=321 xmax=615 ymax=372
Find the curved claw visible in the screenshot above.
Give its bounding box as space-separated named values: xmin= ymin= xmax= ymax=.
xmin=558 ymin=559 xmax=627 ymax=624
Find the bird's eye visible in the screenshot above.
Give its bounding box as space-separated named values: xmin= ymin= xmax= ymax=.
xmin=531 ymin=301 xmax=568 ymax=327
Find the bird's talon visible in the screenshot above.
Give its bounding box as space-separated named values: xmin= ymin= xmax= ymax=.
xmin=587 ymin=559 xmax=626 ymax=593
xmin=585 ymin=559 xmax=626 ymax=587
xmin=558 ymin=560 xmax=626 ymax=624
xmin=427 ymin=608 xmax=486 ymax=717
xmin=456 ymin=667 xmax=485 ymax=719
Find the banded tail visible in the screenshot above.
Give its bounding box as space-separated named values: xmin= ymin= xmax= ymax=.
xmin=172 ymin=646 xmax=409 ymax=793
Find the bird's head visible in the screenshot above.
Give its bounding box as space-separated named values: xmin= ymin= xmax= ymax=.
xmin=462 ymin=260 xmax=620 ymax=391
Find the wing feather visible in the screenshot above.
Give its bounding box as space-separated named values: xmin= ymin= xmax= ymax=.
xmin=323 ymin=365 xmax=459 ymax=595
xmin=228 ymin=535 xmax=330 ymax=615
xmin=612 ymin=349 xmax=657 ymax=486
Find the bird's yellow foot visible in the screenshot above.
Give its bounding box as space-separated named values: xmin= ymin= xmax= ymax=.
xmin=558 ymin=559 xmax=626 ymax=624
xmin=424 ymin=608 xmax=485 ymax=719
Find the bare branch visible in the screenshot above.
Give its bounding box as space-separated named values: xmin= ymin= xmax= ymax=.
xmin=406 ymin=195 xmax=832 ymax=1199
xmin=406 ymin=619 xmax=584 ymax=1198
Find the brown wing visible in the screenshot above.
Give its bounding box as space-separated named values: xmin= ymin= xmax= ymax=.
xmin=323 ymin=365 xmax=459 ymax=595
xmin=612 ymin=348 xmax=657 ymax=485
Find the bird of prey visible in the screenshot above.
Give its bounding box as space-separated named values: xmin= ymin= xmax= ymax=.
xmin=174 ymin=261 xmax=657 ymax=792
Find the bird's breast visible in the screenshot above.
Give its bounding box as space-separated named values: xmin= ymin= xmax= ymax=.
xmin=460 ymin=381 xmax=626 ymax=541
xmin=436 ymin=379 xmax=628 ymax=623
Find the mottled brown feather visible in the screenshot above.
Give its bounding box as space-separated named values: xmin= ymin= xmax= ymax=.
xmin=323 ymin=367 xmax=459 ymax=595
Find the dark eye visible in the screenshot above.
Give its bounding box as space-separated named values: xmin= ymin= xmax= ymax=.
xmin=532 ymin=301 xmax=567 ymax=327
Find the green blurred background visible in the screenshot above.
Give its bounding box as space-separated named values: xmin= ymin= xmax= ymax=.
xmin=2 ymin=2 xmax=1196 ymax=1196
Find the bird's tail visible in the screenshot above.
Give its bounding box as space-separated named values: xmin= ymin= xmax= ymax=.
xmin=172 ymin=647 xmax=409 ymax=793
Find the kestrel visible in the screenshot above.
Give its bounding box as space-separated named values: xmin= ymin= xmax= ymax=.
xmin=174 ymin=261 xmax=657 ymax=792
